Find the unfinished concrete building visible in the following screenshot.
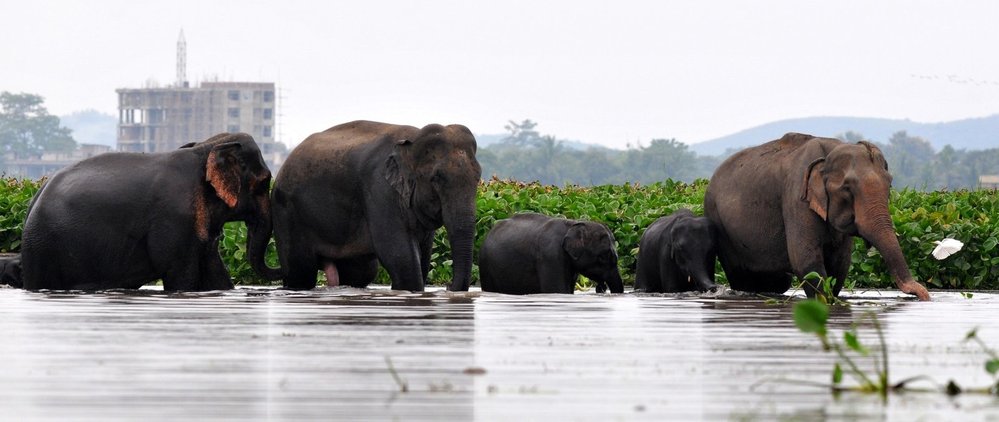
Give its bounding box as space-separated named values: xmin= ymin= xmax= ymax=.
xmin=117 ymin=82 xmax=279 ymax=153
xmin=116 ymin=31 xmax=285 ymax=169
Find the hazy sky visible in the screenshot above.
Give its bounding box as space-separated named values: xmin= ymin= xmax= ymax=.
xmin=4 ymin=1 xmax=999 ymax=149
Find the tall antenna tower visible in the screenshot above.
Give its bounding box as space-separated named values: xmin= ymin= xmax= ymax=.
xmin=176 ymin=29 xmax=187 ymax=87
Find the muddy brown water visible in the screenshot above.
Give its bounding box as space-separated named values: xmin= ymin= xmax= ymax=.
xmin=1 ymin=287 xmax=998 ymax=421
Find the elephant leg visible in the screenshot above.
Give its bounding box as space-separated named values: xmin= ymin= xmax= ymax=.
xmin=335 ymin=256 xmax=378 ymax=288
xmin=419 ymin=233 xmax=433 ymax=285
xmin=538 ymin=265 xmax=574 ymax=294
xmin=785 ymin=219 xmax=833 ymax=298
xmin=371 ymin=229 xmax=424 ymax=291
xmin=282 ymin=246 xmax=320 ymax=290
xmin=162 ymin=252 xmax=202 ymax=291
xmin=825 ymin=241 xmax=854 ymax=297
xmin=633 ymin=259 xmax=656 ymax=293
xmin=659 ymin=260 xmax=679 ymax=293
xmin=754 ymin=271 xmax=794 ymax=294
xmin=717 ymin=256 xmax=750 ymax=292
xmin=201 ymin=239 xmax=234 ymax=291
xmin=721 ymin=259 xmax=791 ymax=294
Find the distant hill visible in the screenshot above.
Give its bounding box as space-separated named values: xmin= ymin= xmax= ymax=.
xmin=689 ymin=114 xmax=999 ymax=156
xmin=60 ymin=110 xmax=117 ymax=148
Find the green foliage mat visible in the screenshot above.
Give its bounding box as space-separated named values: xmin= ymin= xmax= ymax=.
xmin=3 ymin=176 xmax=998 ymax=289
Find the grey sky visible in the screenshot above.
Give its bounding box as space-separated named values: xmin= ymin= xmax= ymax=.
xmin=3 ymin=0 xmax=998 ymax=149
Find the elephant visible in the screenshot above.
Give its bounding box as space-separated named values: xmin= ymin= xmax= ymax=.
xmin=0 ymin=254 xmax=20 ymax=287
xmin=478 ymin=213 xmax=624 ymax=294
xmin=703 ymin=132 xmax=930 ymax=301
xmin=634 ymin=208 xmax=719 ymax=293
xmin=20 ymin=133 xmax=279 ymax=291
xmin=271 ymin=120 xmax=481 ymax=291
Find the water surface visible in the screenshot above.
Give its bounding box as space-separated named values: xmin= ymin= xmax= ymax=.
xmin=0 ymin=287 xmax=997 ymax=421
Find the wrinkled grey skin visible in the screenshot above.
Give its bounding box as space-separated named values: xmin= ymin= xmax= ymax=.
xmin=479 ymin=213 xmax=625 ymax=295
xmin=634 ymin=209 xmax=719 ymax=293
xmin=704 ymin=132 xmax=929 ymax=301
xmin=20 ymin=133 xmax=277 ymax=291
xmin=271 ymin=120 xmax=481 ymax=292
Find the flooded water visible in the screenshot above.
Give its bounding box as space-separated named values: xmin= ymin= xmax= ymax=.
xmin=0 ymin=286 xmax=998 ymax=421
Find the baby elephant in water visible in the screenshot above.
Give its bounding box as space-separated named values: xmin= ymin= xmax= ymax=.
xmin=634 ymin=208 xmax=720 ymax=293
xmin=479 ymin=213 xmax=624 ymax=294
xmin=0 ymin=254 xmax=21 ymax=288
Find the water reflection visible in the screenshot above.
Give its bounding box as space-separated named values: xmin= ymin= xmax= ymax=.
xmin=0 ymin=287 xmax=997 ymax=420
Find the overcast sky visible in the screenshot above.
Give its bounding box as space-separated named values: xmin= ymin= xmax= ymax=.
xmin=3 ymin=1 xmax=999 ymax=149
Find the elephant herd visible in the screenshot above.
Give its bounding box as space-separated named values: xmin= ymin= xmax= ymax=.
xmin=0 ymin=122 xmax=930 ymax=301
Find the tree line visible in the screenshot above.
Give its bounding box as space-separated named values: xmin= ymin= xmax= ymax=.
xmin=480 ymin=120 xmax=999 ymax=190
xmin=3 ymin=91 xmax=999 ymax=191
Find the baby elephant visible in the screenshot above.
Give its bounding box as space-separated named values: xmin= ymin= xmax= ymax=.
xmin=479 ymin=213 xmax=624 ymax=294
xmin=634 ymin=209 xmax=719 ymax=293
xmin=0 ymin=254 xmax=21 ymax=288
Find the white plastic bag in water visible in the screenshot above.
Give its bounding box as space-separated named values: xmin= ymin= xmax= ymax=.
xmin=932 ymin=238 xmax=964 ymax=260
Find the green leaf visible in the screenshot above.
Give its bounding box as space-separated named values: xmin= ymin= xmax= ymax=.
xmin=844 ymin=330 xmax=869 ymax=355
xmin=793 ymin=300 xmax=829 ymax=336
xmin=802 ymin=271 xmax=822 ymax=281
xmin=966 ymin=328 xmax=979 ymax=341
xmin=986 ymin=359 xmax=999 ymax=375
xmin=984 ymin=237 xmax=998 ymax=253
xmin=832 ymin=363 xmax=843 ymax=384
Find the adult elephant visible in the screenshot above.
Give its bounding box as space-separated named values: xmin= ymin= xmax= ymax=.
xmin=703 ymin=132 xmax=930 ymax=301
xmin=20 ymin=133 xmax=279 ymax=291
xmin=271 ymin=120 xmax=481 ymax=291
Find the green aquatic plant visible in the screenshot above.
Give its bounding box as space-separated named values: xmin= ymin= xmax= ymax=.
xmin=574 ymin=275 xmax=595 ymax=292
xmin=6 ymin=176 xmax=999 ymax=287
xmin=0 ymin=177 xmax=41 ymax=252
xmin=792 ymin=299 xmax=890 ymax=400
xmin=788 ymin=299 xmax=999 ymax=400
xmin=963 ymin=328 xmax=999 ymax=394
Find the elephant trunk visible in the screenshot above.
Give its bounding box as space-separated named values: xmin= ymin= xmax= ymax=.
xmin=689 ymin=267 xmax=717 ymax=292
xmin=443 ymin=202 xmax=476 ymax=292
xmin=860 ymin=212 xmax=930 ymax=301
xmin=247 ymin=196 xmax=283 ymax=281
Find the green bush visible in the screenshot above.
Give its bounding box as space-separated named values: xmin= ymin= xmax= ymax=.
xmin=0 ymin=177 xmax=41 ymax=253
xmin=3 ymin=175 xmax=999 ymax=290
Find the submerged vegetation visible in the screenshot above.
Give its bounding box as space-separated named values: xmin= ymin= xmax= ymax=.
xmin=3 ymin=175 xmax=999 ymax=288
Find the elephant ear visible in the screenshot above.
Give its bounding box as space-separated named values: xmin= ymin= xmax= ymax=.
xmin=383 ymin=139 xmax=415 ymax=207
xmin=562 ymin=222 xmax=588 ymax=261
xmin=206 ymin=142 xmax=243 ymax=209
xmin=801 ymin=157 xmax=828 ymax=221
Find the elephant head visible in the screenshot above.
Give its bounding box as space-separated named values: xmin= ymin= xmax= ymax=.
xmin=563 ymin=221 xmax=625 ymax=293
xmin=802 ymin=141 xmax=929 ymax=300
xmin=669 ymin=218 xmax=719 ymax=292
xmin=188 ymin=133 xmax=282 ymax=281
xmin=384 ymin=124 xmax=482 ymax=291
